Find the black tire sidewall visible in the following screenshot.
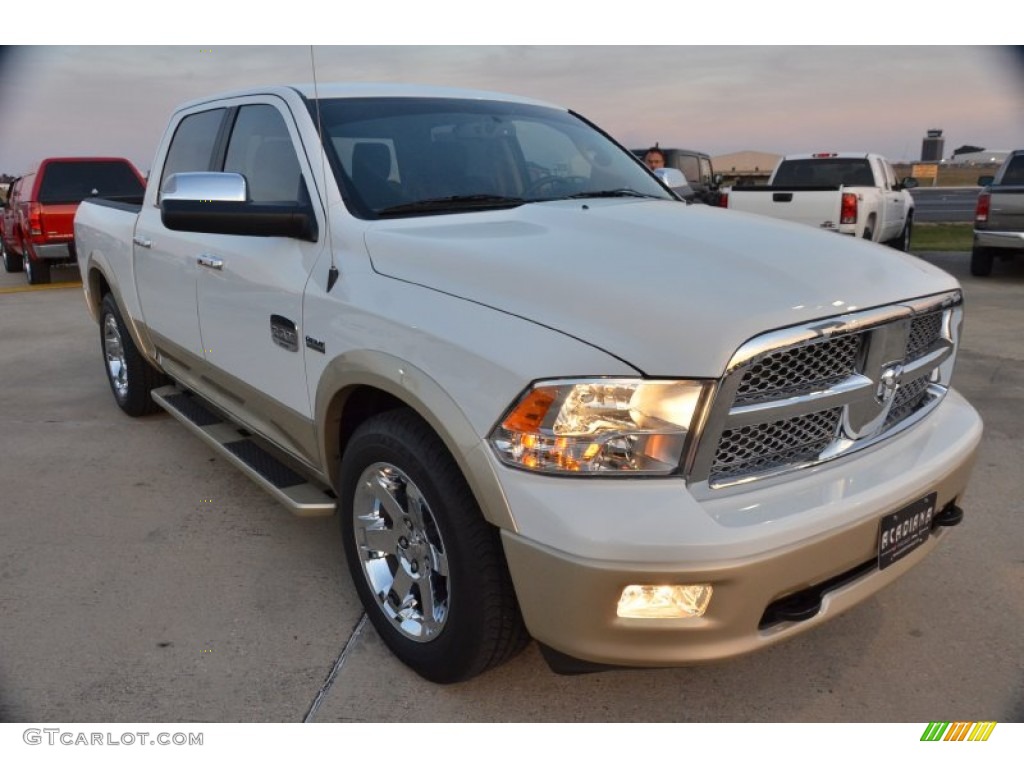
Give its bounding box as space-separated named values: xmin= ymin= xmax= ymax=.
xmin=970 ymin=247 xmax=994 ymax=277
xmin=1 ymin=238 xmax=20 ymax=272
xmin=339 ymin=412 xmax=506 ymax=683
xmin=99 ymin=294 xmax=160 ymax=416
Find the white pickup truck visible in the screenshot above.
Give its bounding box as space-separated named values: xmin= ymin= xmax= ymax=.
xmin=75 ymin=85 xmax=980 ymax=683
xmin=722 ymin=152 xmax=918 ymax=249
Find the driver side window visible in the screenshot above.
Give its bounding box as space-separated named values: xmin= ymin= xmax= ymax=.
xmin=224 ymin=105 xmax=307 ymax=204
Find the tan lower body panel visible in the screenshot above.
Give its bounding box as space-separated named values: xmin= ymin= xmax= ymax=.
xmin=501 ymin=445 xmax=977 ymax=667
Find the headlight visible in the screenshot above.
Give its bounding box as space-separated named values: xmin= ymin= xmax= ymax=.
xmin=488 ymin=378 xmax=708 ymax=475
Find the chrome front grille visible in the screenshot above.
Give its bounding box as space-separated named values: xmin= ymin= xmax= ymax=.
xmin=710 ymin=408 xmax=843 ymax=483
xmin=883 ymin=375 xmax=932 ymax=428
xmin=689 ymin=292 xmax=962 ymax=492
xmin=734 ymin=334 xmax=863 ymax=405
xmin=907 ymin=312 xmax=944 ymax=361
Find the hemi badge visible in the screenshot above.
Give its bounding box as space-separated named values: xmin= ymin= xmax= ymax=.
xmin=305 ymin=336 xmax=326 ymax=354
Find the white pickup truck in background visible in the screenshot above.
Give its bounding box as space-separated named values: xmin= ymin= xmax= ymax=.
xmin=721 ymin=152 xmax=918 ymax=249
xmin=74 ymin=85 xmax=980 ymax=683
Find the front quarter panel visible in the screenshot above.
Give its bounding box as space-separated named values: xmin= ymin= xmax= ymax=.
xmin=307 ymin=269 xmax=639 ymax=532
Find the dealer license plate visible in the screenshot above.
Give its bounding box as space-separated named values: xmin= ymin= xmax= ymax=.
xmin=878 ymin=493 xmax=938 ymax=570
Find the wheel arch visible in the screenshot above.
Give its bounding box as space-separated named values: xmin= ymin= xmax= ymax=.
xmin=315 ymin=350 xmax=516 ymax=532
xmin=83 ymin=258 xmax=159 ymax=361
xmin=863 ymin=212 xmax=877 ymax=238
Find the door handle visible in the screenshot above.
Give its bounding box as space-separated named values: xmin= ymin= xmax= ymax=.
xmin=197 ymin=254 xmax=224 ymax=270
xmin=133 ymin=236 xmax=152 ymax=248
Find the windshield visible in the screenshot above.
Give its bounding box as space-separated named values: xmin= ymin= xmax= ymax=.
xmin=311 ymin=97 xmax=673 ymax=217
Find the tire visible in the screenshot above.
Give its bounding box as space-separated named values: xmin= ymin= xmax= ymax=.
xmin=970 ymin=246 xmax=994 ymax=277
xmin=99 ymin=293 xmax=164 ymax=416
xmin=339 ymin=409 xmax=528 ymax=683
xmin=24 ymin=251 xmax=51 ymax=285
xmin=1 ymin=238 xmax=23 ymax=273
xmin=887 ymin=214 xmax=912 ymax=252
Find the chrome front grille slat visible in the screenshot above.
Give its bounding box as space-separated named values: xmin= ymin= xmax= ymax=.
xmin=734 ymin=334 xmax=863 ymax=405
xmin=710 ymin=408 xmax=843 ymax=482
xmin=907 ymin=312 xmax=944 ymax=361
xmin=688 ymin=292 xmax=962 ymax=494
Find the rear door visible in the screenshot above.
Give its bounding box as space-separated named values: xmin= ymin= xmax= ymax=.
xmin=12 ymin=174 xmax=35 ymax=255
xmin=878 ymin=158 xmax=905 ymax=240
xmin=135 ymin=107 xmax=228 ymax=370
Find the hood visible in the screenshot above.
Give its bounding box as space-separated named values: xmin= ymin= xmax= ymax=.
xmin=363 ymin=200 xmax=958 ymax=376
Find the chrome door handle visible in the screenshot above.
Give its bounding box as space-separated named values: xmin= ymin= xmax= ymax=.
xmin=133 ymin=236 xmax=152 ymax=248
xmin=197 ymin=254 xmax=224 ymax=270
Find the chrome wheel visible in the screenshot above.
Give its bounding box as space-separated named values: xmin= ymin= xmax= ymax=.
xmin=103 ymin=312 xmax=129 ymax=400
xmin=352 ymin=462 xmax=449 ymax=642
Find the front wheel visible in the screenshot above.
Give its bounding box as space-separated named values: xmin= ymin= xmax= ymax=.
xmin=99 ymin=293 xmax=164 ymax=416
xmin=339 ymin=409 xmax=527 ymax=683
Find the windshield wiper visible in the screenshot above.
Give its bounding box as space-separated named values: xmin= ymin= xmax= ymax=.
xmin=565 ymin=189 xmax=665 ymax=200
xmin=377 ymin=194 xmax=526 ymax=216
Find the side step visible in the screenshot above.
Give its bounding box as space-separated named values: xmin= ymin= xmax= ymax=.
xmin=152 ymin=385 xmax=336 ymax=517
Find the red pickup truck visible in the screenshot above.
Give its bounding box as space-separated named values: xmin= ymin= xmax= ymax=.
xmin=1 ymin=157 xmax=146 ymax=284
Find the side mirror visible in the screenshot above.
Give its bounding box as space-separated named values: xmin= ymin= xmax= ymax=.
xmin=162 ymin=171 xmax=247 ymax=202
xmin=900 ymin=177 xmax=919 ymax=190
xmin=712 ymin=173 xmax=723 ymax=187
xmin=160 ymin=172 xmax=317 ymax=241
xmin=976 ymin=175 xmax=994 ymax=187
xmin=654 ymin=167 xmax=692 ymax=199
xmin=655 ymin=167 xmax=688 ymax=187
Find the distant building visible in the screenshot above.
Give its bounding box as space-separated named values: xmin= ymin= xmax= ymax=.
xmin=921 ymin=129 xmax=944 ymax=162
xmin=712 ymin=151 xmax=781 ymax=185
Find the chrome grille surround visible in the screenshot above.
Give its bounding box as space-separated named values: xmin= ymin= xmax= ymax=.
xmin=687 ymin=291 xmax=962 ymax=494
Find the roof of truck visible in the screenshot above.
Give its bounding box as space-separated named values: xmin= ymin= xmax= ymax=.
xmin=175 ymin=83 xmax=563 ymax=112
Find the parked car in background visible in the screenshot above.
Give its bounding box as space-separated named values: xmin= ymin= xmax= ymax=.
xmin=1 ymin=157 xmax=146 ymax=283
xmin=972 ymin=149 xmax=1024 ymax=276
xmin=720 ymin=152 xmax=917 ymax=249
xmin=632 ymin=147 xmax=720 ymax=204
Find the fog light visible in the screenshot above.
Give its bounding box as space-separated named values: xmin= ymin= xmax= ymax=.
xmin=617 ymin=584 xmax=713 ymax=619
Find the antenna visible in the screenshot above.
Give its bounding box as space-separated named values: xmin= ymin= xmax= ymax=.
xmin=310 ymin=45 xmax=339 ymax=293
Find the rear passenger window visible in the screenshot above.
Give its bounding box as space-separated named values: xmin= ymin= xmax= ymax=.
xmin=224 ymin=105 xmax=306 ymax=204
xmin=160 ymin=108 xmax=226 ymax=193
xmin=1002 ymin=157 xmax=1024 ymax=185
xmin=38 ymin=161 xmax=144 ymax=204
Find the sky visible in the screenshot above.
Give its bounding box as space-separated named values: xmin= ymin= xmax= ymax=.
xmin=0 ymin=44 xmax=1021 ymax=177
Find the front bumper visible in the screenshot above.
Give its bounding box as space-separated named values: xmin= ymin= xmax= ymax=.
xmin=497 ymin=390 xmax=981 ymax=667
